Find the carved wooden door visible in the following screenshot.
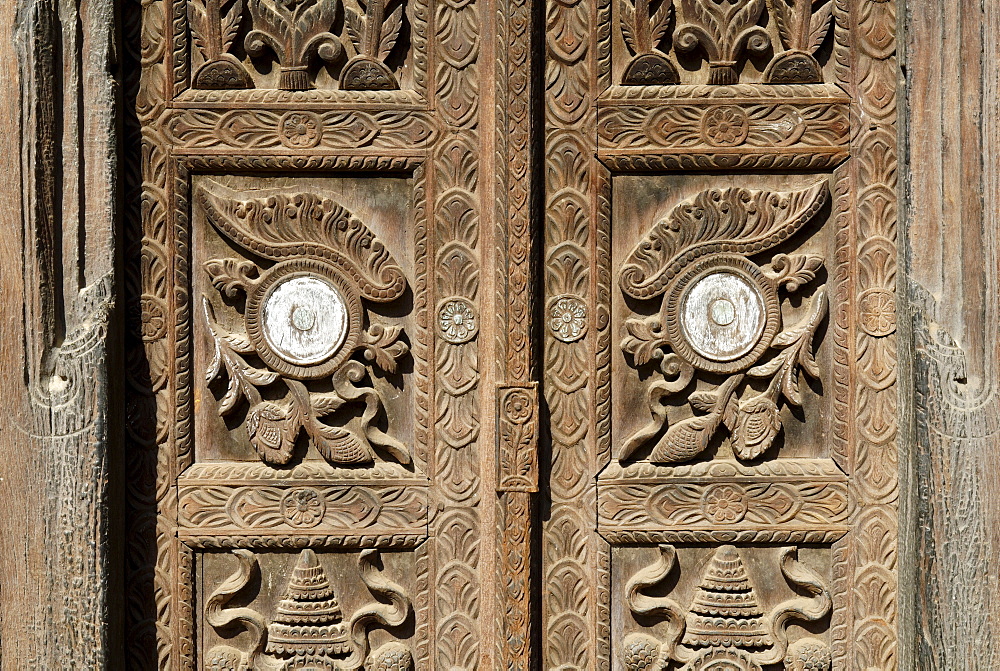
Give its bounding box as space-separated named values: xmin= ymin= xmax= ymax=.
xmin=122 ymin=0 xmax=897 ymax=666
xmin=539 ymin=0 xmax=899 ymax=669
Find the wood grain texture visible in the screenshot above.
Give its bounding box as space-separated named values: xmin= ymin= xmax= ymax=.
xmin=0 ymin=0 xmax=119 ymax=667
xmin=901 ymin=0 xmax=1000 ymax=667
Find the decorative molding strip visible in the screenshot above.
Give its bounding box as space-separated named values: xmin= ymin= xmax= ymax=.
xmin=496 ymin=384 xmax=539 ymax=493
xmin=603 ymin=529 xmax=847 ymax=545
xmin=181 ymin=533 xmax=427 ymax=549
xmin=165 ymin=108 xmax=437 ymax=152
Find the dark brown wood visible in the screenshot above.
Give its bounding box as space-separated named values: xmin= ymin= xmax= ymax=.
xmin=0 ymin=0 xmax=119 ymax=667
xmin=901 ymin=0 xmax=1000 ymax=667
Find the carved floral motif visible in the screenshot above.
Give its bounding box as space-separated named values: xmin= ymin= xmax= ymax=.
xmin=619 ymin=181 xmax=829 ymax=463
xmin=675 ymin=0 xmax=771 ymax=85
xmin=198 ymin=182 xmax=411 ymax=467
xmin=548 ymin=294 xmax=588 ymax=343
xmin=764 ymin=0 xmax=834 ymax=83
xmin=244 ymin=0 xmax=343 ymax=90
xmin=189 ymin=0 xmax=254 ymax=88
xmin=619 ymin=0 xmax=679 ymax=84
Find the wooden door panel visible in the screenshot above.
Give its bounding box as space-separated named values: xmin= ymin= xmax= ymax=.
xmin=121 ymin=0 xmax=539 ymax=666
xmin=542 ymin=0 xmax=898 ymax=669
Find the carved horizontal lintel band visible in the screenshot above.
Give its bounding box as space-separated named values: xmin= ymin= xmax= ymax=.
xmin=179 ymin=532 xmax=427 ymax=550
xmin=497 ymin=384 xmax=539 ymax=493
xmin=601 ymin=528 xmax=848 ymax=546
xmin=598 ymin=459 xmax=849 ymax=536
xmin=597 ymin=84 xmax=849 ymax=171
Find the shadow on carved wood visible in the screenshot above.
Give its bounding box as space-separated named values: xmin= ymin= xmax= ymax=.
xmin=197 ymin=181 xmax=412 ymax=467
xmin=205 ymin=548 xmax=412 ymax=669
xmin=618 ymin=180 xmax=829 ymax=464
xmin=621 ymin=545 xmax=831 ymax=671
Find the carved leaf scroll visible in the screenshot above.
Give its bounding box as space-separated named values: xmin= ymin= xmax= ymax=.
xmin=196 ymin=183 xmax=407 ymax=302
xmin=198 ymin=182 xmax=411 ymax=468
xmin=618 ymin=181 xmax=829 ymax=464
xmin=620 ymin=0 xmax=680 ymax=85
xmin=619 ymin=181 xmax=828 ymax=301
xmin=189 ymin=0 xmax=254 ymax=88
xmin=342 ymin=0 xmax=405 ymax=89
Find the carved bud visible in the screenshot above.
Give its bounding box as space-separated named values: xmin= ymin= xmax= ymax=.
xmin=784 ymin=637 xmax=832 ymax=671
xmin=733 ymin=395 xmax=781 ymax=460
xmin=621 ymin=633 xmax=661 ymax=671
xmin=246 ymin=402 xmax=295 ymax=464
xmin=368 ymin=642 xmax=414 ymax=671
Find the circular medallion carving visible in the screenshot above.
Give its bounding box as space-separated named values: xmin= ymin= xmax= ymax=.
xmin=280 ymin=487 xmax=326 ymax=528
xmin=858 ymin=287 xmax=895 ymax=337
xmin=548 ymin=294 xmax=588 ymax=343
xmin=279 ymin=111 xmax=323 ymax=148
xmin=686 ymin=649 xmax=761 ymax=671
xmin=701 ymin=106 xmax=750 ymax=147
xmin=438 ymin=297 xmax=478 ymax=344
xmin=246 ymin=259 xmax=362 ymax=379
xmin=262 ymin=276 xmax=349 ymax=365
xmin=701 ymin=483 xmax=749 ymax=523
xmin=664 ymin=255 xmax=779 ymax=374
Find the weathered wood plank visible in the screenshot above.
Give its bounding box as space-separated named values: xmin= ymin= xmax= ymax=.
xmin=0 ymin=0 xmax=119 ymax=667
xmin=902 ymin=0 xmax=1000 ymax=667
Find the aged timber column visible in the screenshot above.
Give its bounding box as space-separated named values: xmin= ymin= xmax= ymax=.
xmin=0 ymin=0 xmax=119 ymax=667
xmin=902 ymin=0 xmax=1000 ymax=667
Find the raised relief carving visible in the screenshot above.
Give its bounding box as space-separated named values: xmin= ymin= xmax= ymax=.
xmin=621 ymin=545 xmax=831 ymax=671
xmin=187 ymin=0 xmax=411 ymax=90
xmin=342 ymin=0 xmax=405 ymax=89
xmin=764 ymin=0 xmax=833 ymax=84
xmin=206 ymin=549 xmax=413 ymax=670
xmin=197 ymin=182 xmax=411 ymax=467
xmin=620 ymin=0 xmax=679 ymax=85
xmin=675 ymin=0 xmax=771 ymax=85
xmin=618 ymin=181 xmax=829 ymax=464
xmin=189 ymin=0 xmax=254 ymax=88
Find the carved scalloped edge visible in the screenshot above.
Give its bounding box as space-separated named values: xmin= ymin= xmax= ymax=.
xmin=179 ymin=533 xmax=427 ymax=549
xmin=599 ymin=83 xmax=849 ymax=102
xmin=599 ymin=458 xmax=847 ymax=481
xmin=602 ymin=529 xmax=848 ymax=545
xmin=173 ymin=88 xmax=426 ymax=106
xmin=180 ymin=155 xmax=424 ymax=171
xmin=598 ymin=152 xmax=848 ymax=172
xmin=179 ymin=461 xmax=425 ymax=482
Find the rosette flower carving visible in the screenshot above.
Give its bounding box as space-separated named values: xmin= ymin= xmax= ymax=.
xmin=198 ymin=181 xmax=411 ymax=467
xmin=618 ymin=181 xmax=829 ymax=464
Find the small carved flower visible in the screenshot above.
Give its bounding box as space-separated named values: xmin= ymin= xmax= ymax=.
xmin=733 ymin=395 xmax=782 ymax=460
xmin=279 ymin=112 xmax=322 ymax=148
xmin=784 ymin=638 xmax=832 ymax=671
xmin=246 ymin=402 xmax=295 ymax=464
xmin=621 ymin=634 xmax=661 ymax=671
xmin=281 ymin=487 xmax=326 ymax=527
xmin=368 ymin=642 xmax=414 ymax=671
xmin=504 ymin=389 xmax=534 ymax=424
xmin=130 ymin=295 xmax=167 ymax=341
xmin=549 ymin=295 xmax=588 ymax=343
xmin=701 ymin=484 xmax=749 ymax=523
xmin=438 ymin=298 xmax=478 ymax=344
xmin=702 ymin=106 xmax=750 ymax=147
xmin=859 ymin=288 xmax=895 ymax=337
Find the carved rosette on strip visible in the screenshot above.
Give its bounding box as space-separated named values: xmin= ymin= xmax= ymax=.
xmin=197 ymin=181 xmax=412 ymax=467
xmin=618 ymin=180 xmax=829 ymax=464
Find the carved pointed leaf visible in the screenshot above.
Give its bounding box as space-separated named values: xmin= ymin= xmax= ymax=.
xmin=204 ymin=257 xmax=258 ymax=297
xmin=221 ymin=0 xmax=244 ymax=52
xmin=765 ymin=253 xmax=824 ymax=292
xmin=732 ymin=394 xmax=781 ymax=460
xmin=345 ymin=9 xmax=365 ymax=51
xmin=620 ymin=0 xmax=639 ymax=53
xmin=196 ymin=182 xmax=407 ymax=302
xmin=363 ymin=323 xmax=409 ymax=373
xmin=379 ymin=3 xmax=404 ymax=61
xmin=188 ymin=0 xmax=212 ymax=59
xmin=311 ymin=392 xmax=346 ymax=415
xmin=768 ymin=0 xmax=794 ymax=49
xmin=649 ymin=0 xmax=674 ymax=47
xmin=621 ymin=316 xmax=669 ymax=365
xmin=808 ymin=0 xmax=834 ymax=52
xmin=315 ymin=424 xmax=376 ymax=464
xmin=619 ymin=180 xmax=829 ymax=300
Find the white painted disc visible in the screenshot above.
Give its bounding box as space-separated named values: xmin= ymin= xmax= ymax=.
xmin=680 ymin=271 xmax=766 ymax=362
xmin=261 ymin=275 xmax=349 ymax=366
